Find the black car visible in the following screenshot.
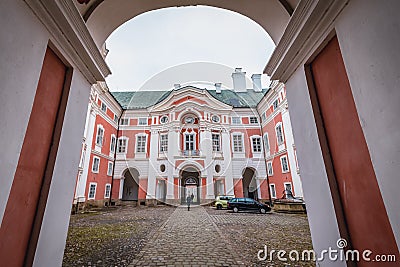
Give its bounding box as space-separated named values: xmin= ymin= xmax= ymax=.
xmin=227 ymin=198 xmax=271 ymax=214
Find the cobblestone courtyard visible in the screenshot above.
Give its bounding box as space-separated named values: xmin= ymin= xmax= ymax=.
xmin=63 ymin=205 xmax=314 ymax=267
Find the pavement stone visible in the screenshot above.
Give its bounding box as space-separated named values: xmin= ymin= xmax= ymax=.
xmin=128 ymin=206 xmax=244 ymax=267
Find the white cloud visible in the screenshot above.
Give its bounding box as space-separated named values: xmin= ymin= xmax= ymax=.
xmin=105 ymin=6 xmax=275 ymax=91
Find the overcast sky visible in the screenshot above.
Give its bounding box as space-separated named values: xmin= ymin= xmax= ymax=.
xmin=105 ymin=6 xmax=275 ymax=92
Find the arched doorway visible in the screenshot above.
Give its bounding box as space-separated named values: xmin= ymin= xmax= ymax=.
xmin=180 ymin=167 xmax=201 ymax=205
xmin=242 ymin=167 xmax=258 ymax=200
xmin=122 ymin=168 xmax=139 ymax=201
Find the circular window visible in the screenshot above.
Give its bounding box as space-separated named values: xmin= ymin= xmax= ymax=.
xmin=160 ymin=116 xmax=169 ymax=124
xmin=211 ymin=115 xmax=220 ymax=123
xmin=184 ymin=116 xmax=195 ymax=124
xmin=160 ymin=164 xmax=166 ymax=172
xmin=215 ymin=164 xmax=221 ymax=173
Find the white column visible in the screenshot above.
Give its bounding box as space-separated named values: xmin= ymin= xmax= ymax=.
xmin=282 ymin=106 xmax=304 ymax=198
xmin=146 ymin=130 xmax=159 ymax=199
xmin=166 ymin=127 xmax=179 ymax=199
xmin=75 ymin=105 xmax=96 ymax=200
xmin=200 ymin=128 xmax=214 ymax=199
xmin=221 ymin=130 xmax=234 ymax=196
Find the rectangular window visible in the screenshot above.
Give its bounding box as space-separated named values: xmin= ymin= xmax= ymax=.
xmin=273 ymin=99 xmax=279 ymax=110
xmin=160 ymin=134 xmax=168 ymax=152
xmin=281 ymin=156 xmax=289 ymax=173
xmin=284 ymin=182 xmax=292 ymax=193
xmin=110 ymin=135 xmax=116 ymax=153
xmin=263 ymin=133 xmax=270 ymax=152
xmin=232 ymin=134 xmax=243 ymax=152
xmin=231 ymin=117 xmax=241 ymax=124
xmin=114 ymin=114 xmax=118 ymax=123
xmin=92 ymin=157 xmax=100 ymax=173
xmin=101 ymin=103 xmax=107 ymax=112
xmin=261 ymin=113 xmax=266 ymax=122
xmin=252 ymin=137 xmax=262 ymax=152
xmin=105 ymin=184 xmax=111 ymax=198
xmin=276 ymin=124 xmax=284 ymax=145
xmin=185 ymin=134 xmax=195 ymax=151
xmin=136 ymin=135 xmax=146 ymax=153
xmin=107 ymin=162 xmax=113 ymax=176
xmin=138 ymin=118 xmax=148 ymax=125
xmin=88 ymin=183 xmax=97 ymax=199
xmin=249 ymin=117 xmax=258 ymax=124
xmin=267 ymin=161 xmax=273 ymax=176
xmin=95 ymin=127 xmax=104 ymax=146
xmin=117 ymin=138 xmax=127 ymax=153
xmin=120 ymin=118 xmax=129 ymax=125
xmin=212 ymin=133 xmax=220 ymax=152
xmin=270 ymin=184 xmax=276 ymax=198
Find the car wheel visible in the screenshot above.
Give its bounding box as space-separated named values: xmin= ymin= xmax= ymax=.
xmin=260 ymin=208 xmax=266 ymax=214
xmin=217 ymin=204 xmax=222 ymax=210
xmin=233 ymin=207 xmax=239 ymax=213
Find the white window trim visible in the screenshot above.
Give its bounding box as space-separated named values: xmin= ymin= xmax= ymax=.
xmin=138 ymin=117 xmax=148 ymax=125
xmin=135 ymin=133 xmax=148 ymax=154
xmin=183 ymin=131 xmax=197 ymax=151
xmin=267 ymin=161 xmax=273 ymax=176
xmin=249 ymin=116 xmax=259 ymax=124
xmin=107 ymin=161 xmax=113 ymax=176
xmin=269 ymin=183 xmax=277 ymax=199
xmin=101 ymin=102 xmax=107 ymax=112
xmin=95 ymin=124 xmax=105 ymax=147
xmin=280 ymin=155 xmax=290 ymax=173
xmin=88 ymin=182 xmax=97 ymax=200
xmin=275 ymin=122 xmax=285 ymax=145
xmin=120 ymin=118 xmax=129 ymax=126
xmin=159 ymin=134 xmax=168 ymax=152
xmin=250 ymin=135 xmax=263 ymax=154
xmin=104 ymin=183 xmax=111 ymax=198
xmin=92 ymin=156 xmax=100 ymax=173
xmin=231 ymin=116 xmax=242 ymax=125
xmin=231 ymin=132 xmax=244 ymax=153
xmin=263 ymin=133 xmax=270 ymax=152
xmin=110 ymin=134 xmax=116 ymax=154
xmin=212 ymin=133 xmax=221 ymax=152
xmin=117 ymin=136 xmax=129 ymax=154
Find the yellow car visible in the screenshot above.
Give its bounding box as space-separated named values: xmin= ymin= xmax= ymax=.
xmin=214 ymin=195 xmax=234 ymax=209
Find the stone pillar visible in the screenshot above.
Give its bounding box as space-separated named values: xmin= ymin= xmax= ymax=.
xmin=146 ymin=130 xmax=159 ymax=201
xmin=200 ymin=128 xmax=214 ymax=199
xmin=75 ymin=104 xmax=96 ymax=200
xmin=166 ymin=126 xmax=179 ymax=199
xmin=221 ymin=130 xmax=234 ymax=196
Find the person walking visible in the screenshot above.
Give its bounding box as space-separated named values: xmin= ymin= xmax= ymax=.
xmin=186 ymin=195 xmax=192 ymax=211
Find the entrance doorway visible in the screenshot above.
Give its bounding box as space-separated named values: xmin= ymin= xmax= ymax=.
xmin=242 ymin=168 xmax=258 ymax=199
xmin=156 ymin=179 xmax=167 ymax=202
xmin=180 ymin=169 xmax=200 ymax=205
xmin=122 ymin=168 xmax=139 ymax=201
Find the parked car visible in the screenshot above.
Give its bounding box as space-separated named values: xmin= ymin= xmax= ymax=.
xmin=214 ymin=195 xmax=234 ymax=209
xmin=227 ymin=198 xmax=271 ymax=214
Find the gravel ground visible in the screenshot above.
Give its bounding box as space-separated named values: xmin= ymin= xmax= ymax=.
xmin=62 ymin=205 xmax=175 ymax=267
xmin=206 ymin=207 xmax=315 ymax=266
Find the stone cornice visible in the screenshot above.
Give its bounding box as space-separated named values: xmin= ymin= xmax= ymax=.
xmin=264 ymin=0 xmax=349 ymax=82
xmin=24 ymin=0 xmax=111 ymax=84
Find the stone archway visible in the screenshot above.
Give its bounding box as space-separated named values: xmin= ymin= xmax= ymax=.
xmin=242 ymin=167 xmax=258 ymax=200
xmin=180 ymin=167 xmax=201 ymax=205
xmin=122 ymin=168 xmax=140 ymax=201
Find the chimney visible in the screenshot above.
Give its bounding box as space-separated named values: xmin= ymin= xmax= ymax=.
xmin=232 ymin=68 xmax=247 ymax=92
xmin=251 ymin=74 xmax=262 ymax=92
xmin=215 ymin=83 xmax=222 ymax=94
xmin=174 ymin=84 xmax=181 ymax=90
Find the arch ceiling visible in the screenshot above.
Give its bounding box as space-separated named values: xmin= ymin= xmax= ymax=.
xmin=75 ymin=0 xmax=300 ymax=47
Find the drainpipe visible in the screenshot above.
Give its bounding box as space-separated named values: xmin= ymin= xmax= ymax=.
xmin=256 ymin=108 xmax=273 ymax=207
xmin=109 ymin=110 xmax=124 ymax=206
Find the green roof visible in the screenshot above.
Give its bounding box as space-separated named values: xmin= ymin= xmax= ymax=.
xmin=111 ymin=87 xmax=268 ymax=110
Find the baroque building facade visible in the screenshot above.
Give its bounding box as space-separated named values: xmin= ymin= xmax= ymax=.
xmin=74 ymin=70 xmax=303 ymax=206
